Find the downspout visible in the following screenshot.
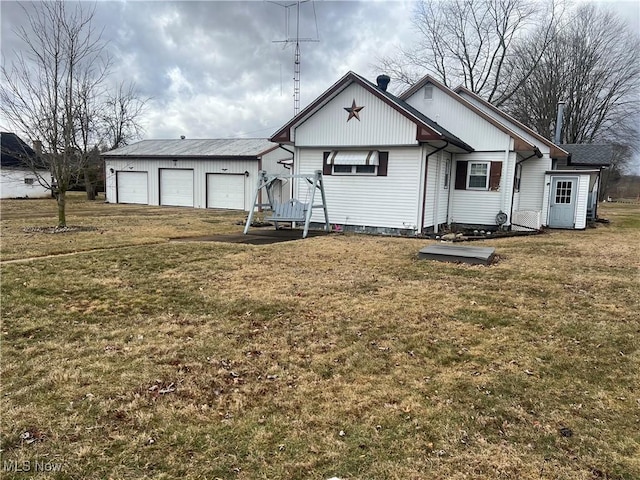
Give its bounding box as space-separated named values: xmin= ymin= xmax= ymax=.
xmin=257 ymin=155 xmax=263 ymax=211
xmin=509 ymin=152 xmax=538 ymax=228
xmin=278 ymin=144 xmax=295 ymax=199
xmin=278 ymin=144 xmax=294 ymax=156
xmin=595 ymin=166 xmax=604 ymax=219
xmin=420 ymin=142 xmax=448 ymax=234
xmin=445 ymin=151 xmax=453 ymax=228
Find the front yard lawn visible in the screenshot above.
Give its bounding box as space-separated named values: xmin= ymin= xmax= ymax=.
xmin=1 ymin=197 xmax=638 ymax=479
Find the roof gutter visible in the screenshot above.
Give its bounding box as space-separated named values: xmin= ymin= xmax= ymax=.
xmin=516 ymin=152 xmax=539 ymax=165
xmin=278 ymin=145 xmax=294 ymax=156
xmin=420 ymin=142 xmax=448 ymax=234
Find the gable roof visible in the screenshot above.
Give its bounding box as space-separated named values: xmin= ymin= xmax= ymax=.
xmin=400 ymin=75 xmax=551 ymax=157
xmin=452 ymin=85 xmax=569 ymax=159
xmin=560 ymin=144 xmax=613 ymax=166
xmin=1 ymin=132 xmax=37 ymax=167
xmin=102 ymin=138 xmax=278 ymax=158
xmin=270 ymin=71 xmax=474 ymax=153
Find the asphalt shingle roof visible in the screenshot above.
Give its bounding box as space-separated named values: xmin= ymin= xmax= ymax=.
xmin=560 ymin=144 xmax=613 ymax=166
xmin=1 ymin=132 xmax=36 ymax=167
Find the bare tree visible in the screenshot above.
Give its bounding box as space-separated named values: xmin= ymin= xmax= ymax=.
xmin=78 ymin=81 xmax=147 ymax=200
xmin=0 ymin=1 xmax=146 ymax=224
xmin=102 ymin=81 xmax=148 ymax=151
xmin=376 ymin=0 xmax=561 ymax=104
xmin=505 ymin=5 xmax=640 ymax=153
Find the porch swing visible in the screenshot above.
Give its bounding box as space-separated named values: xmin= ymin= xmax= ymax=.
xmin=243 ymin=170 xmax=330 ymax=238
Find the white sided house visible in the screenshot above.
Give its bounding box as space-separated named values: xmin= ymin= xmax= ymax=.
xmin=270 ymin=72 xmax=474 ymax=234
xmin=270 ymin=71 xmax=574 ymax=234
xmin=1 ymin=132 xmax=51 ymax=199
xmin=103 ymin=138 xmax=290 ymax=211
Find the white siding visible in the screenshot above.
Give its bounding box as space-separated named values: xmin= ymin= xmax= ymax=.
xmin=458 ymin=93 xmax=552 ymax=156
xmin=404 ymin=84 xmax=511 ymax=151
xmin=295 ymin=83 xmax=418 ymax=147
xmin=449 ymin=151 xmax=515 ymax=226
xmin=437 ymin=152 xmax=452 ymax=225
xmin=422 ymin=147 xmax=453 ymax=231
xmin=422 ymin=148 xmax=438 ymax=229
xmin=517 ymin=155 xmax=552 ymax=212
xmin=575 ymin=175 xmax=590 ymax=229
xmin=104 ymin=158 xmax=259 ymax=210
xmin=295 ymin=147 xmax=422 ymax=230
xmin=0 ymin=169 xmax=50 ymax=199
xmin=260 ymin=147 xmax=291 ymax=174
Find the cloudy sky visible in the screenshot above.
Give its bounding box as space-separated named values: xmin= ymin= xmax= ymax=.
xmin=1 ymin=0 xmax=639 ymax=167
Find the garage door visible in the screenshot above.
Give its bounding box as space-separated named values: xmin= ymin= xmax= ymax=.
xmin=160 ymin=169 xmax=193 ymax=207
xmin=117 ymin=171 xmax=148 ymax=204
xmin=207 ymin=174 xmax=245 ymax=210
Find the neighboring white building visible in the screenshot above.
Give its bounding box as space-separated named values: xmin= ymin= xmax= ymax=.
xmin=102 ymin=138 xmax=291 ymax=211
xmin=1 ymin=132 xmax=50 ymax=200
xmin=269 ymin=71 xmax=594 ymax=233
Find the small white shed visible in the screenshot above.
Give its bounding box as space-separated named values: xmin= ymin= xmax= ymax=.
xmin=103 ymin=138 xmax=291 ymax=211
xmin=542 ymin=170 xmax=597 ymax=229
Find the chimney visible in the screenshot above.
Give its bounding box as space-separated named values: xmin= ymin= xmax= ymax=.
xmin=376 ymin=74 xmax=390 ymax=92
xmin=554 ymin=101 xmax=565 ymax=145
xmin=33 ymin=140 xmax=42 ymax=155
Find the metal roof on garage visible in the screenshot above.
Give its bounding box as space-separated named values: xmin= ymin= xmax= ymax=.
xmin=103 ymin=138 xmax=278 ymax=158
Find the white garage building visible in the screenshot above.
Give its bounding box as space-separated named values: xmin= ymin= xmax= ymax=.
xmin=103 ymin=138 xmax=291 ymax=210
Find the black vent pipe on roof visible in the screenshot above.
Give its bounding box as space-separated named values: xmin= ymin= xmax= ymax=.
xmin=376 ymin=75 xmax=390 ymax=91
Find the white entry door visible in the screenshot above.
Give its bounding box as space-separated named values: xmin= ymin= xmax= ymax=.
xmin=207 ymin=174 xmax=245 ymax=210
xmin=160 ymin=169 xmax=194 ymax=207
xmin=117 ymin=171 xmax=148 ymax=204
xmin=548 ymin=177 xmax=577 ymax=228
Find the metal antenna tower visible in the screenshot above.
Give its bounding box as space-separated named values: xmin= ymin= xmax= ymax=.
xmin=270 ymin=0 xmax=319 ymax=116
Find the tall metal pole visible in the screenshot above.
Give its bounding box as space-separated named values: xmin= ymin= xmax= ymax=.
xmin=271 ymin=0 xmax=318 ymax=116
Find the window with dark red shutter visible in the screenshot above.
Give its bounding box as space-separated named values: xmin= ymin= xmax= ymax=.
xmin=455 ymin=161 xmax=468 ymax=189
xmin=322 ymin=152 xmax=332 ymax=176
xmin=377 ymin=152 xmax=388 ymax=176
xmin=489 ymin=162 xmax=502 ymax=191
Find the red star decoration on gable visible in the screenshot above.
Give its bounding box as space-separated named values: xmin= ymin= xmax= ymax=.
xmin=344 ymin=99 xmax=364 ymax=122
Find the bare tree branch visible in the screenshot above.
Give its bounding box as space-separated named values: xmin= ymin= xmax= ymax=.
xmin=1 ymin=1 xmax=146 ymax=223
xmin=504 ymin=4 xmax=640 ymax=168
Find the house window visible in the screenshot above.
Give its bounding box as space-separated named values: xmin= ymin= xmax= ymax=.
xmin=333 ymin=164 xmax=377 ymax=175
xmin=24 ymin=178 xmax=35 ymax=185
xmin=555 ymin=181 xmax=573 ymax=204
xmin=444 ymin=158 xmax=451 ymax=189
xmin=468 ymin=162 xmax=489 ymax=189
xmin=324 ymin=150 xmax=385 ymax=176
xmin=424 ymin=85 xmax=433 ymax=100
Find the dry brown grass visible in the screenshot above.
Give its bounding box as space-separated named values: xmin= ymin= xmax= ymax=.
xmin=0 ymin=193 xmax=244 ymax=261
xmin=1 ymin=198 xmax=638 ymax=479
